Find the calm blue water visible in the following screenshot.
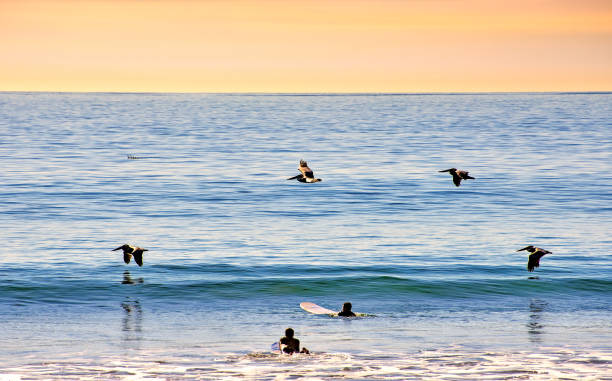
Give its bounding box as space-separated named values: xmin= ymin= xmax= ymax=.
xmin=0 ymin=92 xmax=611 ymax=379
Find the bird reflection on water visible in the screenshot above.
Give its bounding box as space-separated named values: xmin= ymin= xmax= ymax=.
xmin=527 ymin=299 xmax=547 ymax=343
xmin=121 ymin=298 xmax=143 ymax=350
xmin=122 ymin=270 xmax=144 ymax=285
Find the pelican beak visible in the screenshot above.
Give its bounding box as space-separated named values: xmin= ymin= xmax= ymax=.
xmin=439 ymin=169 xmax=452 ymax=173
xmin=112 ymin=246 xmax=123 ymax=251
xmin=517 ymin=247 xmax=529 ymax=252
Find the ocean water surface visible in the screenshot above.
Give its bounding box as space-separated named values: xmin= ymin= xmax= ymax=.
xmin=0 ymin=92 xmax=611 ymax=379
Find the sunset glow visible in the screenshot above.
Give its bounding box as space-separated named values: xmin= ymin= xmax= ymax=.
xmin=1 ymin=0 xmax=611 ymax=92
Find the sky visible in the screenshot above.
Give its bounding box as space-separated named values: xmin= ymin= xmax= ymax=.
xmin=1 ymin=0 xmax=611 ymax=93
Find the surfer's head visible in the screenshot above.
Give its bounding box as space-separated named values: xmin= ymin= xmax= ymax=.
xmin=342 ymin=302 xmax=352 ymax=312
xmin=285 ymin=328 xmax=294 ymax=338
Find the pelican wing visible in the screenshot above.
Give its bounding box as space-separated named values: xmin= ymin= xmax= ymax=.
xmin=299 ymin=166 xmax=315 ymax=179
xmin=123 ymin=252 xmax=132 ymax=264
xmin=527 ymin=251 xmax=548 ymax=272
xmin=132 ymin=249 xmax=145 ymax=266
xmin=452 ymin=174 xmax=462 ymax=187
xmin=458 ymin=170 xmax=474 ymax=180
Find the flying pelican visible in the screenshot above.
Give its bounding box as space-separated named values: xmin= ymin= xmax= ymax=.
xmin=287 ymin=160 xmax=322 ymax=183
xmin=112 ymin=244 xmax=149 ymax=266
xmin=517 ymin=245 xmax=551 ymax=272
xmin=439 ymin=168 xmax=475 ymax=187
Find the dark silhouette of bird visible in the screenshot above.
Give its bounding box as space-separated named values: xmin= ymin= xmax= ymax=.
xmin=287 ymin=160 xmax=322 ymax=183
xmin=439 ymin=168 xmax=475 ymax=187
xmin=112 ymin=244 xmax=149 ymax=266
xmin=517 ymin=245 xmax=551 ymax=272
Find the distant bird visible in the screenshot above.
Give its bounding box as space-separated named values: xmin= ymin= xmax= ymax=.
xmin=287 ymin=160 xmax=322 ymax=183
xmin=439 ymin=168 xmax=475 ymax=187
xmin=112 ymin=244 xmax=149 ymax=266
xmin=517 ymin=245 xmax=552 ymax=272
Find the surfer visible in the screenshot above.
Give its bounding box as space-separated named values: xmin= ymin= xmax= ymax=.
xmin=279 ymin=328 xmax=309 ymax=354
xmin=337 ymin=302 xmax=356 ymax=317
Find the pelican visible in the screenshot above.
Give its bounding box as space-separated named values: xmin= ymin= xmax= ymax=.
xmin=439 ymin=168 xmax=475 ymax=187
xmin=287 ymin=160 xmax=322 ymax=183
xmin=112 ymin=244 xmax=149 ymax=266
xmin=517 ymin=245 xmax=551 ymax=272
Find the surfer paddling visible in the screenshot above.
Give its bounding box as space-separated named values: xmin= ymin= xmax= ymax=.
xmin=337 ymin=302 xmax=356 ymax=317
xmin=279 ymin=328 xmax=309 ymax=354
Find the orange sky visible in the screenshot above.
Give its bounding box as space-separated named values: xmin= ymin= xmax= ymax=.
xmin=1 ymin=0 xmax=611 ymax=92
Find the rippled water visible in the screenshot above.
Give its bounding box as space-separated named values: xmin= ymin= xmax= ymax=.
xmin=0 ymin=92 xmax=611 ymax=379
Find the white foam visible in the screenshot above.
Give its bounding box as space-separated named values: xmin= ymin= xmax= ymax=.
xmin=0 ymin=375 xmax=21 ymax=381
xmin=1 ymin=346 xmax=610 ymax=380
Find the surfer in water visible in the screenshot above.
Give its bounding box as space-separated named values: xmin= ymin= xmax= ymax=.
xmin=337 ymin=302 xmax=356 ymax=317
xmin=279 ymin=328 xmax=309 ymax=354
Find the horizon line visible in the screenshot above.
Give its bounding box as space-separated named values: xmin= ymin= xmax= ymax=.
xmin=1 ymin=90 xmax=610 ymax=96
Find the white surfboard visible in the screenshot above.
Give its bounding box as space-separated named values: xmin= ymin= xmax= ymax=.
xmin=300 ymin=302 xmax=337 ymax=315
xmin=300 ymin=302 xmax=370 ymax=317
xmin=271 ymin=342 xmax=306 ymax=355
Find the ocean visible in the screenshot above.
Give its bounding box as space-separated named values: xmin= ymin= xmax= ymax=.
xmin=0 ymin=92 xmax=610 ymax=380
